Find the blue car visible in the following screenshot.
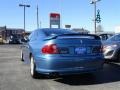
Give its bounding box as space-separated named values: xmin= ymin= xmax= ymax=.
xmin=21 ymin=28 xmax=104 ymax=78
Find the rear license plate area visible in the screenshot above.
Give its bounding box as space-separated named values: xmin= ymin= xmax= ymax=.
xmin=75 ymin=47 xmax=87 ymax=54
xmin=75 ymin=47 xmax=92 ymax=54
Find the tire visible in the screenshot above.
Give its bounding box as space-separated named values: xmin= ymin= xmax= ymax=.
xmin=30 ymin=56 xmax=38 ymax=78
xmin=21 ymin=51 xmax=24 ymax=61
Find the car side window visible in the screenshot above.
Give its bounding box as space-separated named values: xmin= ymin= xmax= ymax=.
xmin=37 ymin=30 xmax=46 ymax=40
xmin=29 ymin=30 xmax=45 ymax=41
xmin=114 ymin=34 xmax=120 ymax=41
xmin=108 ymin=36 xmax=115 ymax=41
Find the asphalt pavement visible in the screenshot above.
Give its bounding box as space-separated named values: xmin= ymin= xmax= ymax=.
xmin=0 ymin=45 xmax=120 ymax=90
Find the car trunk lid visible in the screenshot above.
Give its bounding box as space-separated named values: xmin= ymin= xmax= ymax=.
xmin=44 ymin=34 xmax=102 ymax=56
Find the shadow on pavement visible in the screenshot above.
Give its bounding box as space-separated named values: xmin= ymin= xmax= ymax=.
xmin=54 ymin=63 xmax=120 ymax=85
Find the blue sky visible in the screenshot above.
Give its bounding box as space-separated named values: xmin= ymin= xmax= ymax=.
xmin=0 ymin=0 xmax=120 ymax=32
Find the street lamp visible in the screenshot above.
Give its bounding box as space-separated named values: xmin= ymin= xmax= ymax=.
xmin=90 ymin=0 xmax=101 ymax=34
xmin=19 ymin=4 xmax=30 ymax=31
xmin=37 ymin=5 xmax=39 ymax=29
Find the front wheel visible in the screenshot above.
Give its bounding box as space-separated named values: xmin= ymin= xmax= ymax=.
xmin=30 ymin=56 xmax=38 ymax=78
xmin=20 ymin=51 xmax=24 ymax=61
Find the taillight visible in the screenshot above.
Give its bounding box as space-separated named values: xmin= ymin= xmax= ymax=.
xmin=42 ymin=44 xmax=58 ymax=54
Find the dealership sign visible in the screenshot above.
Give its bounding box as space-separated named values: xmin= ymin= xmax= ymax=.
xmin=50 ymin=13 xmax=60 ymax=28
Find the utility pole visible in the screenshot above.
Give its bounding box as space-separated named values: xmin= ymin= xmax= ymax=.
xmin=90 ymin=0 xmax=101 ymax=34
xmin=19 ymin=4 xmax=30 ymax=31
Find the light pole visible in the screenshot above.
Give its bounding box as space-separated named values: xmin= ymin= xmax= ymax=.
xmin=90 ymin=0 xmax=101 ymax=34
xmin=19 ymin=4 xmax=30 ymax=31
xmin=37 ymin=5 xmax=39 ymax=29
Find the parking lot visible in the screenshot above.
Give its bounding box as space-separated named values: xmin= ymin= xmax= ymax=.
xmin=0 ymin=45 xmax=120 ymax=90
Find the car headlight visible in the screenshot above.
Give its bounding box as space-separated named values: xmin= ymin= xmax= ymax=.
xmin=103 ymin=44 xmax=118 ymax=51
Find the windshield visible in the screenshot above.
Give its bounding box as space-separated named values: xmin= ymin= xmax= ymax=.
xmin=107 ymin=34 xmax=120 ymax=41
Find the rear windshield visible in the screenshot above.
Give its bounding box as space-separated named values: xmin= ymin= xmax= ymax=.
xmin=42 ymin=29 xmax=77 ymax=36
xmin=42 ymin=29 xmax=100 ymax=40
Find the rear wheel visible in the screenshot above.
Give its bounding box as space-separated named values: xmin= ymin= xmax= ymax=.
xmin=30 ymin=56 xmax=38 ymax=78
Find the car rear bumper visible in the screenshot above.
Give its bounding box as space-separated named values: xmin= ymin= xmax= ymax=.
xmin=35 ymin=56 xmax=104 ymax=75
xmin=36 ymin=67 xmax=103 ymax=75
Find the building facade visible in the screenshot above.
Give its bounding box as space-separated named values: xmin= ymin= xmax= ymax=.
xmin=0 ymin=26 xmax=25 ymax=40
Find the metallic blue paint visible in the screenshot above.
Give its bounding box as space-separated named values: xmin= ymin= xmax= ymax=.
xmin=22 ymin=28 xmax=104 ymax=75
